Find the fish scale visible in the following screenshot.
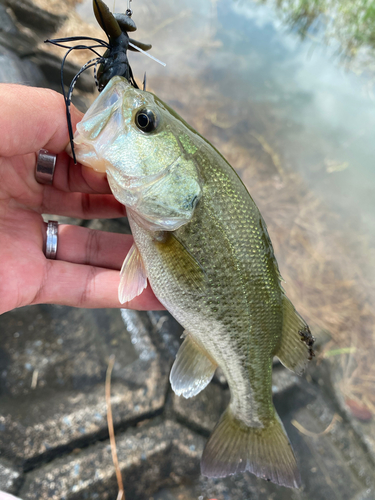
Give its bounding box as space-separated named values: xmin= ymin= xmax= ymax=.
xmin=71 ymin=75 xmax=314 ymax=488
xmin=129 ymin=150 xmax=281 ymax=426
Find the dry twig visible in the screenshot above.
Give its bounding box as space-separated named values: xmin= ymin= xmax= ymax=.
xmin=106 ymin=355 xmax=125 ymax=500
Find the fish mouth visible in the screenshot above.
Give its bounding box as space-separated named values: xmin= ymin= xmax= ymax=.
xmin=69 ymin=77 xmax=138 ymax=171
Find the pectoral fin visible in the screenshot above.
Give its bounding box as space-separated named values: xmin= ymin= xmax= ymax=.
xmin=118 ymin=243 xmax=147 ymax=304
xmin=155 ymin=233 xmax=206 ymax=293
xmin=170 ymin=333 xmax=217 ymax=398
xmin=275 ymin=295 xmax=315 ymax=375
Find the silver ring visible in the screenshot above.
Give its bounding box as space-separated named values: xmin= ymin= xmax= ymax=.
xmin=35 ymin=149 xmax=57 ymax=185
xmin=45 ymin=221 xmax=58 ymax=260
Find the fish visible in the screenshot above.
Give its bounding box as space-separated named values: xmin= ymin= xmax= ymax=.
xmin=70 ymin=75 xmax=314 ymax=488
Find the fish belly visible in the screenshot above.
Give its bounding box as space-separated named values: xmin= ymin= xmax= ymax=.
xmin=128 ymin=207 xmax=279 ymax=428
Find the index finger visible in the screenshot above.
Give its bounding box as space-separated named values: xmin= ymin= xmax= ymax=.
xmin=0 ymin=84 xmax=83 ymax=157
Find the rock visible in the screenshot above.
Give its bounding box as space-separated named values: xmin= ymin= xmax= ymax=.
xmin=172 ymin=383 xmax=230 ymax=434
xmin=0 ymin=3 xmax=18 ymax=35
xmin=161 ymin=375 xmax=375 ymax=500
xmin=0 ymin=459 xmax=22 ymax=495
xmin=272 ymin=363 xmax=300 ymax=393
xmin=283 ymin=382 xmax=375 ymax=500
xmin=0 ymin=306 xmax=169 ymax=468
xmin=153 ymin=474 xmax=309 ymax=500
xmin=0 ymin=46 xmax=47 ymax=86
xmin=28 ymin=50 xmax=96 ymax=93
xmin=19 ymin=419 xmax=204 ymax=500
xmin=1 ymin=301 xmax=375 ymax=499
xmin=171 ymin=363 xmax=299 ymax=434
xmin=314 ymin=358 xmax=375 ymax=465
xmin=146 ymin=311 xmax=184 ymax=362
xmin=0 ymin=2 xmax=39 ymax=55
xmin=5 ymin=0 xmax=66 ymax=36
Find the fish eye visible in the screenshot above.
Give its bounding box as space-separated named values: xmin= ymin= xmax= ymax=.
xmin=135 ymin=108 xmax=158 ymax=133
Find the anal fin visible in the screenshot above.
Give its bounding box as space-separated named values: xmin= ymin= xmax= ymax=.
xmin=170 ymin=333 xmax=217 ymax=399
xmin=118 ymin=243 xmax=147 ymax=304
xmin=275 ymin=295 xmax=315 ymax=375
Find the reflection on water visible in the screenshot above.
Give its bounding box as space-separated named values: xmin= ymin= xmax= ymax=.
xmin=75 ymin=0 xmax=374 ymax=454
xmin=76 ymin=0 xmax=375 ymax=235
xmin=263 ymin=0 xmax=375 ymax=68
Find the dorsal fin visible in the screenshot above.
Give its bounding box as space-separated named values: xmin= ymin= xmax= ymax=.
xmin=275 ymin=294 xmax=314 ymax=375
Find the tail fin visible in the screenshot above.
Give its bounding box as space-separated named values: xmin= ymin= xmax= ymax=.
xmin=201 ymin=408 xmax=301 ymax=489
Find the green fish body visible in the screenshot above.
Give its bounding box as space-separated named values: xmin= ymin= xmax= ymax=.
xmin=72 ymin=76 xmax=314 ymax=488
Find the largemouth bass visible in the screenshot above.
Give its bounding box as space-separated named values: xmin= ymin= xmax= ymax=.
xmin=71 ymin=76 xmax=314 ymax=488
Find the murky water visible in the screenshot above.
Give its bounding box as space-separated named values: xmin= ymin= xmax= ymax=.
xmin=77 ymin=0 xmax=375 ymax=240
xmin=74 ymin=0 xmax=375 ymax=355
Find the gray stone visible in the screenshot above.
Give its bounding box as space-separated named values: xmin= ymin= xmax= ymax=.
xmin=1 ymin=302 xmax=374 ymax=500
xmin=173 ymin=383 xmax=230 ymax=434
xmin=153 ymin=474 xmax=310 ymax=500
xmin=0 ymin=29 xmax=37 ymax=57
xmin=0 ymin=3 xmax=18 ymax=34
xmin=170 ymin=371 xmax=374 ymax=499
xmin=5 ymin=0 xmax=66 ymax=36
xmin=0 ymin=46 xmax=47 ymax=86
xmin=272 ymin=363 xmax=299 ymax=394
xmin=146 ymin=311 xmax=184 ymax=362
xmin=28 ymin=50 xmax=96 ymax=93
xmin=172 ymin=364 xmax=299 ymax=435
xmin=0 ymin=2 xmax=39 ymax=56
xmin=0 ymin=459 xmax=22 ymax=495
xmin=326 ymin=357 xmax=375 ymax=465
xmin=19 ymin=419 xmax=204 ymax=500
xmin=0 ymin=307 xmax=169 ymax=467
xmin=285 ymin=382 xmax=375 ymax=500
xmin=353 ymin=489 xmax=375 ymax=500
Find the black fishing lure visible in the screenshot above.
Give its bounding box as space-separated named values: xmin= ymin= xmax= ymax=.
xmin=45 ymin=0 xmax=152 ymax=163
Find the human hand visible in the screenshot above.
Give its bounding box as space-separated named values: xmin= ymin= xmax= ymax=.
xmin=0 ymin=84 xmax=163 ymax=315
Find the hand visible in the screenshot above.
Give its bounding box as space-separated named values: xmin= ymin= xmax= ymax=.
xmin=0 ymin=84 xmax=163 ymax=315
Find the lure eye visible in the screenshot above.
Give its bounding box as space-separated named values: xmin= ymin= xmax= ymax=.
xmin=135 ymin=108 xmax=158 ymax=133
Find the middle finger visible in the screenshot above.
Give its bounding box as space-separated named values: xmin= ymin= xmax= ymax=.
xmin=41 ymin=187 xmax=127 ymax=219
xmin=56 ymin=224 xmax=133 ymax=269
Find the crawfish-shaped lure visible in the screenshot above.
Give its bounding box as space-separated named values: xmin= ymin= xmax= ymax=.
xmin=46 ymin=0 xmax=153 ymax=163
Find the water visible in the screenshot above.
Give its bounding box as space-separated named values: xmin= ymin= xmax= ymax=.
xmin=78 ymin=0 xmax=375 ymax=237
xmin=75 ymin=0 xmax=375 ymax=323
